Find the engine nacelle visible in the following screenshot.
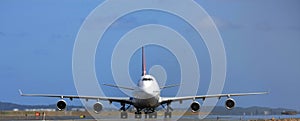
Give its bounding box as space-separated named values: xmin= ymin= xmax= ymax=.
xmin=93 ymin=102 xmax=103 ymax=113
xmin=57 ymin=100 xmax=67 ymax=111
xmin=225 ymin=98 xmax=235 ymax=110
xmin=190 ymin=101 xmax=201 ymax=112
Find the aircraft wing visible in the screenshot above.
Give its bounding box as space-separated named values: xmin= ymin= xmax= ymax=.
xmin=160 ymin=92 xmax=268 ymax=104
xmin=19 ymin=90 xmax=133 ymax=104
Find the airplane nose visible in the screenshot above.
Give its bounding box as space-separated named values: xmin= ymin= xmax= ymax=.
xmin=139 ymin=82 xmax=153 ymax=92
xmin=139 ymin=81 xmax=152 ymax=88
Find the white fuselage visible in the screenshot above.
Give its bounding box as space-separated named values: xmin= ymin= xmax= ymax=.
xmin=132 ymin=75 xmax=161 ymax=108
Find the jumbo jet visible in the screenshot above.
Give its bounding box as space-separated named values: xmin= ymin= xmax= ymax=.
xmin=19 ymin=46 xmax=267 ymax=119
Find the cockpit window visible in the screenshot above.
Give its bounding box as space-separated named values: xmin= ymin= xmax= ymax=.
xmin=142 ymin=78 xmax=152 ymax=81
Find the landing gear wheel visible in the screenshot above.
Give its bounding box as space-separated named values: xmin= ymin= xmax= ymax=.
xmin=164 ymin=112 xmax=172 ymax=118
xmin=144 ymin=112 xmax=148 ymax=119
xmin=135 ymin=112 xmax=142 ymax=119
xmin=164 ymin=102 xmax=173 ymax=118
xmin=149 ymin=112 xmax=157 ymax=118
xmin=120 ymin=111 xmax=128 ymax=119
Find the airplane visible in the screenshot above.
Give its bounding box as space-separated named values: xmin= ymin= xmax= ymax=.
xmin=19 ymin=46 xmax=268 ymax=119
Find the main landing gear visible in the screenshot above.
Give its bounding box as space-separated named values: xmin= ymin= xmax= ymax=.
xmin=162 ymin=102 xmax=173 ymax=118
xmin=119 ymin=103 xmax=173 ymax=119
xmin=144 ymin=108 xmax=157 ymax=119
xmin=120 ymin=103 xmax=129 ymax=119
xmin=134 ymin=108 xmax=142 ymax=119
xmin=120 ymin=111 xmax=128 ymax=119
xmin=134 ymin=108 xmax=157 ymax=119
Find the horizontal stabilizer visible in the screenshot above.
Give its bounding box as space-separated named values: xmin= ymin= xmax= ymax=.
xmin=160 ymin=84 xmax=181 ymax=89
xmin=103 ymin=84 xmax=135 ymax=90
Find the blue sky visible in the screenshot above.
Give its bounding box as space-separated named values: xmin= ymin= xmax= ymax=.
xmin=0 ymin=0 xmax=299 ymax=110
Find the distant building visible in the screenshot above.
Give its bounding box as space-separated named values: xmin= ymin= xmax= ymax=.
xmin=281 ymin=111 xmax=297 ymax=115
xmin=71 ymin=108 xmax=86 ymax=112
xmin=24 ymin=108 xmax=56 ymax=112
xmin=264 ymin=111 xmax=270 ymax=115
xmin=13 ymin=108 xmax=19 ymax=111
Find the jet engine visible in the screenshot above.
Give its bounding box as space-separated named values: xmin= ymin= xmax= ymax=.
xmin=57 ymin=100 xmax=67 ymax=111
xmin=93 ymin=102 xmax=103 ymax=113
xmin=190 ymin=101 xmax=201 ymax=112
xmin=225 ymin=98 xmax=235 ymax=110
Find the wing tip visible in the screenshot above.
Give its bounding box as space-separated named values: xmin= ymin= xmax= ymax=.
xmin=264 ymin=91 xmax=270 ymax=94
xmin=18 ymin=89 xmax=23 ymax=95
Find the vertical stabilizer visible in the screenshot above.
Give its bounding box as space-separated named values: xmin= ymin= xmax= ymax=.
xmin=142 ymin=46 xmax=146 ymax=76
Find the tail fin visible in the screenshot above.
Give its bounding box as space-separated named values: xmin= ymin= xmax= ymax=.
xmin=142 ymin=46 xmax=146 ymax=76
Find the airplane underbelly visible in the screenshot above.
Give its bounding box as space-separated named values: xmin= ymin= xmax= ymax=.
xmin=134 ymin=96 xmax=159 ymax=108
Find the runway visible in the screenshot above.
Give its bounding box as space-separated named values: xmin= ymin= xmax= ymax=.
xmin=1 ymin=111 xmax=300 ymax=121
